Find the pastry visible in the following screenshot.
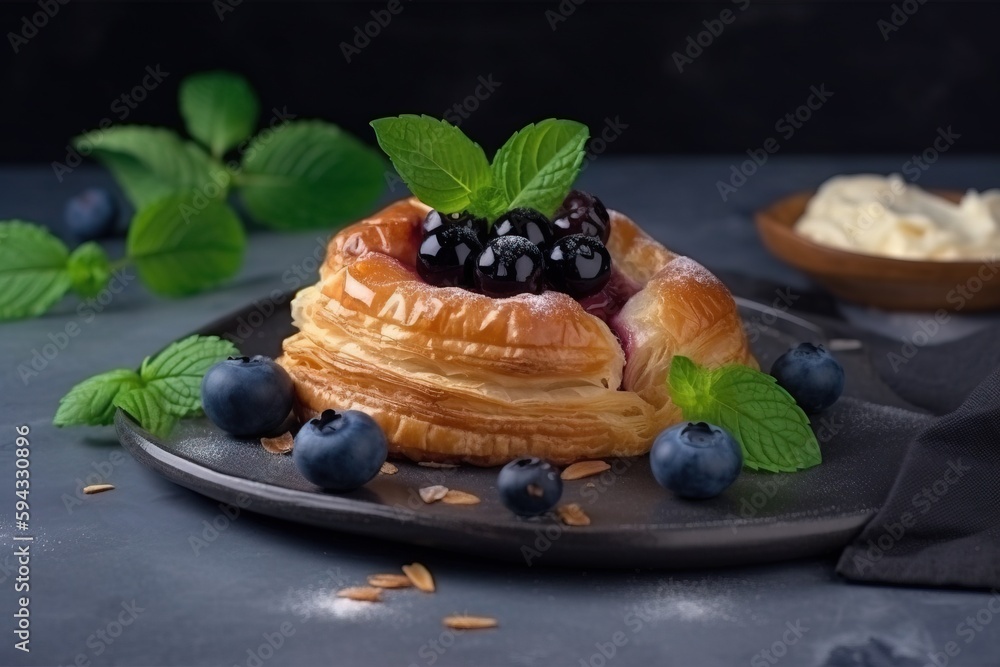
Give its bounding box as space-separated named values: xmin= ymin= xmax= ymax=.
xmin=278 ymin=196 xmax=755 ymax=465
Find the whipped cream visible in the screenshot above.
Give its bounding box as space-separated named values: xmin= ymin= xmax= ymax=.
xmin=794 ymin=174 xmax=1000 ymax=260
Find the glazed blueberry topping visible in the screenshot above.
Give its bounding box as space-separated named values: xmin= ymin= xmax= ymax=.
xmin=416 ymin=226 xmax=483 ymax=288
xmin=488 ymin=207 xmax=554 ymax=250
xmin=64 ymin=188 xmax=118 ymax=242
xmin=201 ymin=355 xmax=295 ymax=437
xmin=649 ymin=422 xmax=743 ymax=499
xmin=497 ymin=457 xmax=563 ymax=516
xmin=422 ymin=209 xmax=489 ymax=244
xmin=475 ymin=236 xmax=545 ymax=297
xmin=770 ymin=343 xmax=845 ymax=413
xmin=545 ymin=234 xmax=612 ymax=298
xmin=292 ymin=409 xmax=388 ymax=492
xmin=551 ymin=190 xmax=610 ymax=243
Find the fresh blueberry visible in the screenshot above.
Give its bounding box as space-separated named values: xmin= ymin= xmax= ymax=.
xmin=64 ymin=188 xmax=118 ymax=242
xmin=422 ymin=209 xmax=489 ymax=244
xmin=201 ymin=356 xmax=294 ymax=437
xmin=650 ymin=422 xmax=743 ymax=499
xmin=770 ymin=343 xmax=845 ymax=413
xmin=416 ymin=226 xmax=483 ymax=288
xmin=475 ymin=236 xmax=545 ymax=297
xmin=489 ymin=208 xmax=554 ymax=250
xmin=551 ymin=190 xmax=610 ymax=243
xmin=497 ymin=457 xmax=563 ymax=516
xmin=292 ymin=409 xmax=388 ymax=492
xmin=545 ymin=234 xmax=612 ymax=298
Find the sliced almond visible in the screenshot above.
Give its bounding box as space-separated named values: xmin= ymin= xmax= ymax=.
xmin=557 ymin=503 xmax=591 ymax=527
xmin=380 ymin=462 xmax=399 ymax=475
xmin=561 ymin=460 xmax=611 ymax=480
xmin=83 ymin=484 xmax=115 ymax=495
xmin=419 ymin=485 xmax=449 ymax=503
xmin=443 ymin=615 xmax=498 ymax=630
xmin=418 ymin=461 xmax=458 ymax=469
xmin=367 ymin=573 xmax=413 ymax=589
xmin=260 ymin=432 xmax=294 ymax=454
xmin=336 ymin=586 xmax=382 ymax=602
xmin=402 ymin=562 xmax=435 ymax=592
xmin=441 ymin=490 xmax=480 ymax=505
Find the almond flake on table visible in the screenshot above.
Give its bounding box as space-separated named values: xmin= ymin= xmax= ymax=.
xmin=83 ymin=484 xmax=115 ymax=495
xmin=367 ymin=574 xmax=413 ymax=589
xmin=560 ymin=460 xmax=611 ymax=480
xmin=441 ymin=490 xmax=480 ymax=505
xmin=557 ymin=503 xmax=591 ymax=526
xmin=419 ymin=485 xmax=449 ymax=503
xmin=443 ymin=615 xmax=498 ymax=630
xmin=336 ymin=587 xmax=382 ymax=602
xmin=402 ymin=563 xmax=435 ymax=592
xmin=260 ymin=432 xmax=294 ymax=454
xmin=379 ymin=462 xmax=399 ymax=475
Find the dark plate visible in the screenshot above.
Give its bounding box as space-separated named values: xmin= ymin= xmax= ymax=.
xmin=116 ymin=294 xmax=932 ymax=568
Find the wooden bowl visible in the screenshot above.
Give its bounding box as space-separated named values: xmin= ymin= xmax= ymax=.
xmin=755 ymin=191 xmax=1000 ymax=311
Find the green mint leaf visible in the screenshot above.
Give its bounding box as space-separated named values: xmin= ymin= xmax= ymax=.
xmin=54 ymin=369 xmax=142 ymax=427
xmin=491 ymin=119 xmax=588 ymax=217
xmin=370 ymin=115 xmax=492 ymax=214
xmin=126 ymin=194 xmax=246 ymax=297
xmin=73 ymin=126 xmax=222 ymax=209
xmin=113 ymin=387 xmax=177 ymax=438
xmin=180 ymin=71 xmax=260 ymax=158
xmin=667 ymin=355 xmax=822 ymax=473
xmin=139 ymin=335 xmax=239 ymax=417
xmin=240 ymin=120 xmax=385 ymax=230
xmin=66 ymin=242 xmax=112 ymax=298
xmin=466 ymin=185 xmax=507 ymax=221
xmin=0 ymin=221 xmax=71 ymax=320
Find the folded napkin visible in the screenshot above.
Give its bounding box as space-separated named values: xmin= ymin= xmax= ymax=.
xmin=718 ymin=270 xmax=1000 ymax=590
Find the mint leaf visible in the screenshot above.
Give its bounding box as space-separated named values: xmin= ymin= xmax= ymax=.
xmin=240 ymin=120 xmax=385 ymax=230
xmin=370 ymin=115 xmax=491 ymax=214
xmin=114 ymin=387 xmax=178 ymax=438
xmin=491 ymin=119 xmax=588 ymax=217
xmin=0 ymin=221 xmax=71 ymax=320
xmin=139 ymin=335 xmax=238 ymax=416
xmin=67 ymin=242 xmax=112 ymax=298
xmin=126 ymin=194 xmax=246 ymax=297
xmin=54 ymin=369 xmax=142 ymax=427
xmin=73 ymin=126 xmax=221 ymax=208
xmin=180 ymin=71 xmax=260 ymax=158
xmin=668 ymin=356 xmax=822 ymax=473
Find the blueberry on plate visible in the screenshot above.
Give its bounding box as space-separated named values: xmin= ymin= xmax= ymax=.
xmin=292 ymin=409 xmax=388 ymax=492
xmin=489 ymin=208 xmax=554 ymax=250
xmin=475 ymin=235 xmax=545 ymax=297
xmin=545 ymin=234 xmax=612 ymax=298
xmin=416 ymin=226 xmax=483 ymax=288
xmin=650 ymin=422 xmax=742 ymax=499
xmin=422 ymin=209 xmax=488 ymax=244
xmin=497 ymin=457 xmax=563 ymax=516
xmin=64 ymin=188 xmax=118 ymax=241
xmin=551 ymin=190 xmax=610 ymax=243
xmin=770 ymin=342 xmax=845 ymax=413
xmin=201 ymin=356 xmax=294 ymax=437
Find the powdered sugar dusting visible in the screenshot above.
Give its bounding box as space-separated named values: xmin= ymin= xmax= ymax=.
xmin=281 ymin=586 xmax=405 ymax=625
xmin=666 ymin=256 xmax=718 ymax=287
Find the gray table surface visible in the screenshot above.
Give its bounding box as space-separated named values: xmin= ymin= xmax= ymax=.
xmin=2 ymin=160 xmax=999 ymax=667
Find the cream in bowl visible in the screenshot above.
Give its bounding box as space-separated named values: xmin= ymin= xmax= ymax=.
xmin=794 ymin=174 xmax=1000 ymax=261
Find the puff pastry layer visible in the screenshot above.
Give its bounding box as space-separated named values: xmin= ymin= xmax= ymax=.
xmin=278 ymin=198 xmax=755 ymax=465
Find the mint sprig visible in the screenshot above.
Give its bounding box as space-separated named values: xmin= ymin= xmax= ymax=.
xmin=54 ymin=335 xmax=239 ymax=437
xmin=179 ymin=70 xmax=260 ymax=159
xmin=667 ymin=356 xmax=822 ymax=473
xmin=370 ymin=115 xmax=589 ymax=220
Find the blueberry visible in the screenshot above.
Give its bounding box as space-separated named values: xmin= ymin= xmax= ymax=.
xmin=475 ymin=236 xmax=545 ymax=297
xmin=545 ymin=234 xmax=612 ymax=298
xmin=551 ymin=190 xmax=610 ymax=243
xmin=292 ymin=409 xmax=388 ymax=492
xmin=64 ymin=188 xmax=118 ymax=242
xmin=422 ymin=209 xmax=488 ymax=244
xmin=416 ymin=226 xmax=483 ymax=288
xmin=497 ymin=457 xmax=563 ymax=516
xmin=770 ymin=343 xmax=845 ymax=413
xmin=201 ymin=356 xmax=294 ymax=437
xmin=650 ymin=422 xmax=743 ymax=499
xmin=489 ymin=208 xmax=554 ymax=250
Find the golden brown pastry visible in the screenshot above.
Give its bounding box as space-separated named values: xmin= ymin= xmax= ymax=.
xmin=278 ymin=198 xmax=755 ymax=465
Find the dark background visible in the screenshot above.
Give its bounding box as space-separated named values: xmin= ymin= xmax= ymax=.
xmin=2 ymin=0 xmax=999 ymax=162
